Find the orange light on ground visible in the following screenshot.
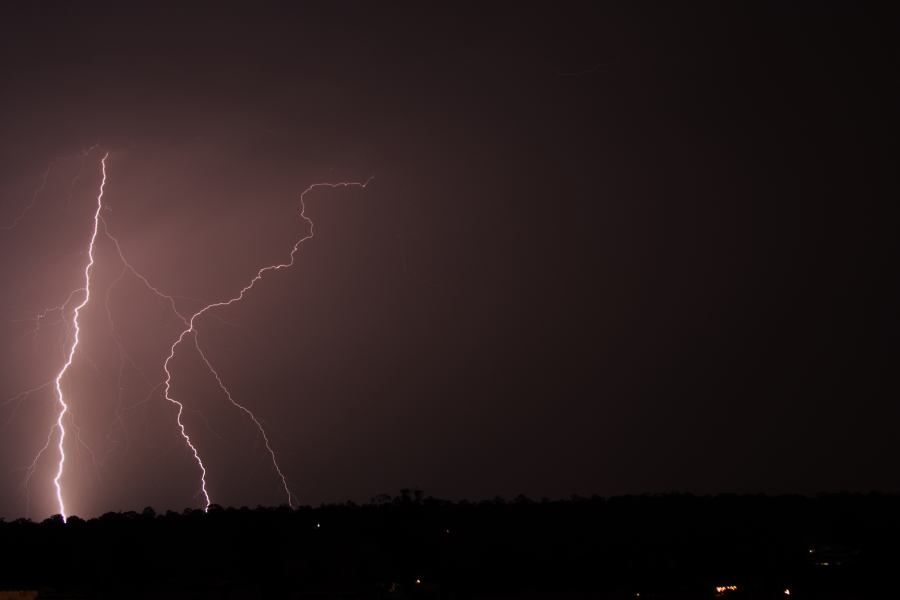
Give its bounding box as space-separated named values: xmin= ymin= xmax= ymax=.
xmin=715 ymin=585 xmax=738 ymax=595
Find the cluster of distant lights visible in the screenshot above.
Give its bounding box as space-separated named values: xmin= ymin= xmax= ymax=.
xmin=629 ymin=547 xmax=841 ymax=597
xmin=637 ymin=584 xmax=793 ymax=597
xmin=712 ymin=584 xmax=791 ymax=597
xmin=714 ymin=586 xmax=739 ymax=595
xmin=714 ymin=586 xmax=790 ymax=596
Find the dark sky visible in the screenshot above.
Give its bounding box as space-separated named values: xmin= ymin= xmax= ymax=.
xmin=0 ymin=2 xmax=897 ymax=519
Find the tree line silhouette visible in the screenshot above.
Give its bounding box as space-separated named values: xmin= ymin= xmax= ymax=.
xmin=0 ymin=491 xmax=898 ymax=599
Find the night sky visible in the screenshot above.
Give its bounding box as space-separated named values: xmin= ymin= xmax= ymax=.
xmin=0 ymin=2 xmax=897 ymax=520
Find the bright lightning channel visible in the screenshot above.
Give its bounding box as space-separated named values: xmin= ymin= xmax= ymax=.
xmin=51 ymin=152 xmax=109 ymax=522
xmin=8 ymin=154 xmax=369 ymax=518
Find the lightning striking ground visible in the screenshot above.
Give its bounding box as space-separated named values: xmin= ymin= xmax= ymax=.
xmin=4 ymin=150 xmax=370 ymax=518
xmin=160 ymin=179 xmax=372 ymax=510
xmin=102 ymin=219 xmax=292 ymax=508
xmin=50 ymin=152 xmax=109 ymax=522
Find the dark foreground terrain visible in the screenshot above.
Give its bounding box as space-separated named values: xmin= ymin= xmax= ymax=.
xmin=1 ymin=493 xmax=898 ymax=599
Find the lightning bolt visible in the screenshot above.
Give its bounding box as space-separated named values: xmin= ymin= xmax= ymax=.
xmin=50 ymin=152 xmax=108 ymax=522
xmin=6 ymin=150 xmax=370 ymax=518
xmin=159 ymin=179 xmax=373 ymax=510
